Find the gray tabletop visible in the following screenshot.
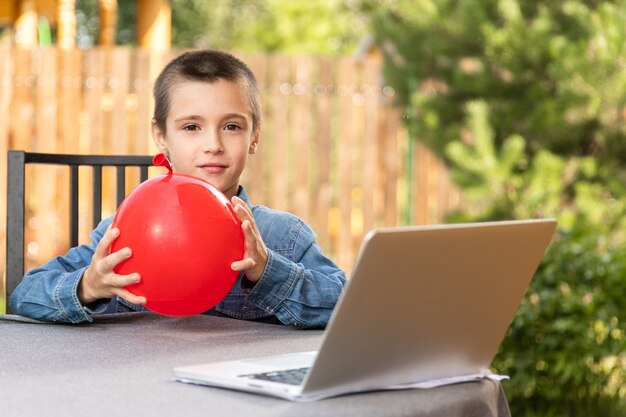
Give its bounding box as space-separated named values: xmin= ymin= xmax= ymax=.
xmin=0 ymin=312 xmax=511 ymax=417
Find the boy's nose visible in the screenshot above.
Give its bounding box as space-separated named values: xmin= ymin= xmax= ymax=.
xmin=202 ymin=131 xmax=224 ymax=154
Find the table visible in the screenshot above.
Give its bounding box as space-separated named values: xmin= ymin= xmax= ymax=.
xmin=0 ymin=312 xmax=511 ymax=417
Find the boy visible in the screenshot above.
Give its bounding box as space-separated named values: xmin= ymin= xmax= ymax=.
xmin=10 ymin=50 xmax=346 ymax=328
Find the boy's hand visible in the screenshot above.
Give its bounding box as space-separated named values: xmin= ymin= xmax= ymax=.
xmin=230 ymin=196 xmax=268 ymax=282
xmin=78 ymin=226 xmax=147 ymax=306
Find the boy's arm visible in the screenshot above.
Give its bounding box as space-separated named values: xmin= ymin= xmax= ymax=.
xmin=244 ymin=234 xmax=347 ymax=329
xmin=9 ymin=217 xmax=114 ymax=323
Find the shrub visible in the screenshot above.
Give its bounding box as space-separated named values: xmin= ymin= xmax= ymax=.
xmin=446 ymin=101 xmax=626 ymax=416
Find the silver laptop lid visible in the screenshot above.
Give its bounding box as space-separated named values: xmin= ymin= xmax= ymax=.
xmin=302 ymin=219 xmax=556 ymax=397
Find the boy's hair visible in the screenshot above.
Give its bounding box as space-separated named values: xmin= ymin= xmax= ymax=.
xmin=153 ymin=50 xmax=261 ymax=134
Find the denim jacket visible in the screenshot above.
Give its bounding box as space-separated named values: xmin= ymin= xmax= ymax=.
xmin=10 ymin=187 xmax=347 ymax=328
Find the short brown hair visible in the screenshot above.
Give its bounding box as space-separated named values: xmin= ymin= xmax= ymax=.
xmin=153 ymin=50 xmax=261 ymax=134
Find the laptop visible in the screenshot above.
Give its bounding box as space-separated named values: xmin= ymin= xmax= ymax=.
xmin=174 ymin=218 xmax=556 ymax=401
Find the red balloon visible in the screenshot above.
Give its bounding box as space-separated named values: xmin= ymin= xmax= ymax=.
xmin=110 ymin=172 xmax=244 ymax=316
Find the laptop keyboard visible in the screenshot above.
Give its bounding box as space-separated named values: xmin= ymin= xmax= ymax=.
xmin=241 ymin=367 xmax=310 ymax=386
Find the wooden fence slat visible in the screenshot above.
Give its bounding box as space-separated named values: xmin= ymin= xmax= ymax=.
xmin=292 ymin=55 xmax=312 ymax=224
xmin=437 ymin=160 xmax=451 ymax=220
xmin=35 ymin=48 xmax=58 ymax=153
xmin=384 ymin=107 xmax=401 ymax=227
xmin=427 ymin=147 xmax=440 ymax=223
xmin=11 ymin=48 xmax=34 ymax=151
xmin=82 ymin=48 xmax=105 ymax=236
xmin=84 ymin=48 xmax=105 ymax=154
xmin=133 ymin=48 xmax=152 ymax=156
xmin=314 ymin=57 xmax=333 ymax=253
xmin=56 ymin=49 xmax=82 ymax=249
xmin=377 ymin=89 xmax=392 ymax=227
xmin=124 ymin=49 xmax=153 ymax=209
xmin=337 ymin=56 xmax=354 ymax=271
xmin=33 ymin=48 xmax=61 ymax=265
xmin=97 ymin=48 xmax=127 ymax=218
xmin=57 ymin=48 xmax=82 ymax=153
xmin=240 ymin=52 xmax=266 ymax=206
xmin=350 ymin=58 xmax=365 ymax=252
xmin=363 ymin=56 xmax=379 ymax=233
xmin=414 ymin=142 xmax=430 ymax=225
xmin=268 ymin=54 xmax=290 ymax=212
xmin=110 ymin=47 xmax=130 ymax=155
xmin=110 ymin=47 xmax=131 ymax=217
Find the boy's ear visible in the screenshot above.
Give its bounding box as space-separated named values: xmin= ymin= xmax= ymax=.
xmin=249 ymin=129 xmax=260 ymax=154
xmin=249 ymin=142 xmax=258 ymax=154
xmin=151 ymin=119 xmax=168 ymax=154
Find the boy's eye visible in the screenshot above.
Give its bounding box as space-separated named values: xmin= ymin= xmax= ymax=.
xmin=224 ymin=123 xmax=241 ymax=131
xmin=183 ymin=124 xmax=200 ymax=131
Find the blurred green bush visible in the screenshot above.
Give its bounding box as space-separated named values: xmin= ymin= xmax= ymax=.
xmin=446 ymin=101 xmax=626 ymax=416
xmin=360 ymin=0 xmax=626 ymax=414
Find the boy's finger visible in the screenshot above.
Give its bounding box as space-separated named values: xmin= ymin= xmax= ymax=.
xmin=113 ymin=288 xmax=147 ymax=306
xmin=232 ymin=196 xmax=254 ymax=218
xmin=100 ymin=247 xmax=132 ymax=271
xmin=241 ymin=220 xmax=261 ymax=248
xmin=94 ymin=227 xmax=120 ymax=259
xmin=231 ymin=258 xmax=256 ymax=271
xmin=113 ymin=272 xmax=141 ymax=288
xmin=233 ymin=202 xmax=252 ymax=223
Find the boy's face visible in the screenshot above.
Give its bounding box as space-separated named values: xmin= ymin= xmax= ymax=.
xmin=152 ymin=79 xmax=259 ymax=199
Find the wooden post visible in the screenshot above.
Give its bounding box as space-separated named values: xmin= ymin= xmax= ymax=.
xmin=0 ymin=1 xmax=17 ymax=24
xmin=14 ymin=0 xmax=38 ymax=49
xmin=57 ymin=0 xmax=76 ymax=49
xmin=98 ymin=0 xmax=118 ymax=47
xmin=137 ymin=0 xmax=171 ymax=154
xmin=137 ymin=0 xmax=171 ymax=52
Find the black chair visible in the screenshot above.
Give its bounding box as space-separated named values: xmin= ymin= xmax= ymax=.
xmin=5 ymin=150 xmax=154 ymax=313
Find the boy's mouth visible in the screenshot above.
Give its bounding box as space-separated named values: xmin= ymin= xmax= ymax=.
xmin=198 ymin=163 xmax=228 ymax=174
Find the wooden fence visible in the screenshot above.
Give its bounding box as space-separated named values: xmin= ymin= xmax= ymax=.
xmin=0 ymin=46 xmax=462 ymax=294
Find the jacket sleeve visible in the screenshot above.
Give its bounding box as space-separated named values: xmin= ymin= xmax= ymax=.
xmin=245 ymin=219 xmax=347 ymax=329
xmin=9 ymin=217 xmax=114 ymax=323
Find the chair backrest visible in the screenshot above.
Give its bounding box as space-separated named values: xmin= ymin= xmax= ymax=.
xmin=5 ymin=150 xmax=154 ymax=313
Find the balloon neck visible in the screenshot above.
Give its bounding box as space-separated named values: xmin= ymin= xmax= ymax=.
xmin=153 ymin=153 xmax=173 ymax=173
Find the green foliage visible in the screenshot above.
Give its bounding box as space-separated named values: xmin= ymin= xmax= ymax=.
xmin=170 ymin=0 xmax=366 ymax=54
xmin=362 ymin=0 xmax=626 ymax=164
xmin=75 ymin=0 xmax=136 ymax=47
xmin=445 ymin=101 xmax=626 ymax=415
xmin=75 ymin=1 xmax=365 ymax=54
xmin=361 ymin=0 xmax=626 ymax=414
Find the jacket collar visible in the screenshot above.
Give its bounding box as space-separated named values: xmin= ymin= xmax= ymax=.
xmin=236 ymin=185 xmax=254 ymax=210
